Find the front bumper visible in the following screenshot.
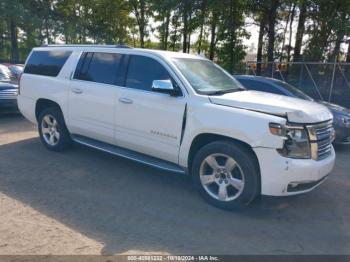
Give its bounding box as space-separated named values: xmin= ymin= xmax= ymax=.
xmin=254 ymin=146 xmax=335 ymax=196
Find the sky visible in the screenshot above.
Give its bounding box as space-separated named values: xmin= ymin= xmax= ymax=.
xmin=53 ymin=15 xmax=349 ymax=58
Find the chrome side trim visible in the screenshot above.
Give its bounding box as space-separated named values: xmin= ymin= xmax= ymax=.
xmin=72 ymin=135 xmax=186 ymax=174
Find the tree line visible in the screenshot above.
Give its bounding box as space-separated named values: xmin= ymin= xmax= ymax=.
xmin=0 ymin=0 xmax=350 ymax=73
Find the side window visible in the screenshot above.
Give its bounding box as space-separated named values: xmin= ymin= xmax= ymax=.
xmin=75 ymin=52 xmax=123 ymax=85
xmin=24 ymin=50 xmax=72 ymax=77
xmin=125 ymin=55 xmax=174 ymax=92
xmin=238 ymin=79 xmax=284 ymax=95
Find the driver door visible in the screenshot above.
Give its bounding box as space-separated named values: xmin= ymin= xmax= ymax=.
xmin=114 ymin=55 xmax=187 ymax=163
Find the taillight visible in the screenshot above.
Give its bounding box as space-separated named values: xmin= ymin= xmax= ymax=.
xmin=18 ymin=72 xmax=23 ymax=95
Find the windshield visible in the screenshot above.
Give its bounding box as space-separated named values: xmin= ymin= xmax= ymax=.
xmin=173 ymin=58 xmax=244 ymax=95
xmin=276 ymin=80 xmax=314 ymax=101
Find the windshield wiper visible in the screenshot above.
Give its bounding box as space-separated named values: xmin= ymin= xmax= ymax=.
xmin=204 ymin=88 xmax=244 ymax=96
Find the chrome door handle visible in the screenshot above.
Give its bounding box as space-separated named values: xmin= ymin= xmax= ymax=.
xmin=72 ymin=88 xmax=83 ymax=94
xmin=119 ymin=98 xmax=133 ymax=104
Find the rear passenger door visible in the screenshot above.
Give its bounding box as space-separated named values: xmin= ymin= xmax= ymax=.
xmin=68 ymin=52 xmax=123 ymax=144
xmin=114 ymin=55 xmax=186 ymax=163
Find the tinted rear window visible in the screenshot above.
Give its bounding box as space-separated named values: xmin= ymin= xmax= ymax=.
xmin=24 ymin=50 xmax=72 ymax=77
xmin=74 ymin=52 xmax=123 ymax=85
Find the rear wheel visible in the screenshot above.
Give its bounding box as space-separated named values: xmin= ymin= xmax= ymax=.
xmin=192 ymin=141 xmax=260 ymax=210
xmin=38 ymin=107 xmax=72 ymax=151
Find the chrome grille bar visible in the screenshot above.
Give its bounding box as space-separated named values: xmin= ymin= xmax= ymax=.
xmin=0 ymin=90 xmax=18 ymax=100
xmin=307 ymin=120 xmax=333 ymax=161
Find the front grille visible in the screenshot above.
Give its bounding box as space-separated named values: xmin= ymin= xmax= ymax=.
xmin=0 ymin=89 xmax=18 ymax=100
xmin=307 ymin=121 xmax=333 ymax=161
xmin=315 ymin=124 xmax=333 ymax=140
xmin=317 ymin=137 xmax=333 ymax=160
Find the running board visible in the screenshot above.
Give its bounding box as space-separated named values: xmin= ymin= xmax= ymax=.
xmin=71 ymin=135 xmax=186 ymax=174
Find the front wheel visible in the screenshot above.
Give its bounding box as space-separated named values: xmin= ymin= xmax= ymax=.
xmin=192 ymin=141 xmax=260 ymax=210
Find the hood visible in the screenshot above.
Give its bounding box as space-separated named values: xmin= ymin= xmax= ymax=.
xmin=209 ymin=90 xmax=333 ymax=123
xmin=318 ymin=101 xmax=350 ymax=116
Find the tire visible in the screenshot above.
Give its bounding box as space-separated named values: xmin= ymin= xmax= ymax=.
xmin=38 ymin=107 xmax=72 ymax=151
xmin=191 ymin=140 xmax=260 ymax=210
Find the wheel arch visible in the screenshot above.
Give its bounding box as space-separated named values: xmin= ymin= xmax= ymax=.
xmin=35 ymin=98 xmax=62 ymax=121
xmin=188 ymin=133 xmax=261 ymax=182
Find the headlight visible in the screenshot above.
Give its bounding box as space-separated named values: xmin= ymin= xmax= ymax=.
xmin=269 ymin=123 xmax=311 ymax=159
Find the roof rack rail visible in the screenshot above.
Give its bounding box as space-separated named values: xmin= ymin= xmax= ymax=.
xmin=115 ymin=44 xmax=132 ymax=48
xmin=40 ymin=44 xmax=132 ymax=49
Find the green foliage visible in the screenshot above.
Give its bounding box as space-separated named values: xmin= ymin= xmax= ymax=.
xmin=0 ymin=0 xmax=349 ymax=67
xmin=304 ymin=0 xmax=350 ymax=61
xmin=214 ymin=0 xmax=248 ymax=73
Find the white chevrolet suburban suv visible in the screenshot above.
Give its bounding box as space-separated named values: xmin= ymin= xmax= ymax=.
xmin=18 ymin=45 xmax=336 ymax=209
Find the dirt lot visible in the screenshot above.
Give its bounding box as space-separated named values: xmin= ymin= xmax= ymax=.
xmin=0 ymin=113 xmax=350 ymax=255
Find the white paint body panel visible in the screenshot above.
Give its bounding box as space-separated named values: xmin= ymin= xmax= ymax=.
xmin=114 ymin=86 xmax=186 ymax=163
xmin=178 ymin=97 xmax=287 ymax=167
xmin=209 ymin=90 xmax=333 ymax=123
xmin=68 ymin=79 xmax=116 ymax=144
xmin=18 ymin=73 xmax=70 ymax=122
xmin=18 ymin=46 xmax=336 ymax=197
xmin=254 ymin=147 xmax=335 ymax=196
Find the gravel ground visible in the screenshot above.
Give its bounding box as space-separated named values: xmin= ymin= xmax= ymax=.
xmin=0 ymin=113 xmax=349 ymax=255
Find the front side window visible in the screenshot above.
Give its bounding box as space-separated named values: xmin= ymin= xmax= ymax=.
xmin=24 ymin=50 xmax=72 ymax=77
xmin=173 ymin=58 xmax=244 ymax=95
xmin=125 ymin=55 xmax=174 ymax=91
xmin=75 ymin=52 xmax=123 ymax=85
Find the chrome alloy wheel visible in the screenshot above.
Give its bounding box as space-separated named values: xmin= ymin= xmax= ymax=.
xmin=41 ymin=114 xmax=60 ymax=146
xmin=199 ymin=153 xmax=245 ymax=202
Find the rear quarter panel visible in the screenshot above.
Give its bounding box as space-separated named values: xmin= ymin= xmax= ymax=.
xmin=18 ymin=51 xmax=80 ymax=125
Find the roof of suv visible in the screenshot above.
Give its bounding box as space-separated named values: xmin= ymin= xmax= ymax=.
xmin=33 ymin=45 xmax=206 ymax=61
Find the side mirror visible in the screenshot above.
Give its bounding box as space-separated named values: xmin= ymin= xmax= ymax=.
xmin=152 ymin=80 xmax=178 ymax=96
